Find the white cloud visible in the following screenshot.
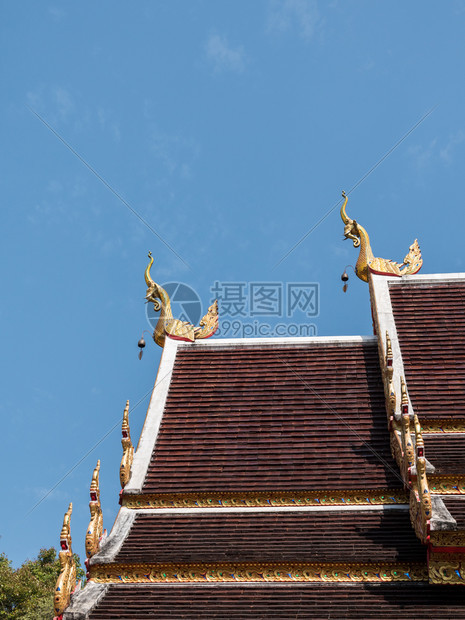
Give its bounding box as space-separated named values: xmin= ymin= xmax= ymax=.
xmin=53 ymin=86 xmax=74 ymax=120
xmin=97 ymin=107 xmax=122 ymax=143
xmin=48 ymin=6 xmax=65 ymax=21
xmin=439 ymin=131 xmax=465 ymax=165
xmin=205 ymin=34 xmax=246 ymax=74
xmin=267 ymin=0 xmax=322 ymax=41
xmin=407 ymin=139 xmax=438 ymax=170
xmin=148 ymin=126 xmax=200 ymax=178
xmin=407 ymin=131 xmax=465 ymax=171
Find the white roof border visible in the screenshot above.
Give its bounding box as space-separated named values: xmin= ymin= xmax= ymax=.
xmin=183 ymin=334 xmax=376 ymax=348
xmin=125 ymin=336 xmax=180 ymax=493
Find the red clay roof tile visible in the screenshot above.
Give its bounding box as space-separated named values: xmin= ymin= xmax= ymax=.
xmin=87 ymin=583 xmax=465 ymax=619
xmin=142 ymin=342 xmax=400 ymax=492
xmin=389 ymin=283 xmax=465 ymax=419
xmin=113 ymin=510 xmax=425 ymax=564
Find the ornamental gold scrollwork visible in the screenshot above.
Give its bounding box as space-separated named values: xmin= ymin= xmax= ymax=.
xmin=85 ymin=461 xmax=103 ymax=559
xmin=408 ymin=413 xmax=432 ymax=543
xmin=430 ymin=531 xmax=465 ymax=548
xmin=89 ymin=561 xmax=428 ymax=584
xmin=120 ymin=400 xmax=134 ymax=489
xmin=340 ymin=192 xmax=422 ymax=282
xmin=390 ymin=431 xmax=403 ymax=469
xmin=414 ymin=414 xmax=432 ymax=527
xmin=400 ymin=379 xmax=414 ymax=479
xmin=145 ymin=252 xmax=219 ymax=347
xmin=54 ymin=503 xmax=77 ymax=617
xmin=420 ymin=420 xmax=465 ymax=434
xmin=428 ymin=476 xmax=465 ymax=495
xmin=410 ymin=485 xmax=429 ymax=544
xmin=429 ymin=557 xmax=465 ymax=584
xmin=385 ymin=332 xmax=396 ymax=417
xmin=121 ymin=489 xmax=409 ymax=510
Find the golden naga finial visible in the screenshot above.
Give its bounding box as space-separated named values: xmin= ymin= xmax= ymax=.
xmin=54 ymin=503 xmax=77 ymax=616
xmin=413 ymin=413 xmax=432 ymax=535
xmin=85 ymin=461 xmax=103 ymax=559
xmin=400 ymin=377 xmax=414 ymax=475
xmin=413 ymin=413 xmax=423 ymax=451
xmin=120 ymin=400 xmax=134 ymax=488
xmin=385 ymin=331 xmax=395 ymax=416
xmin=400 ymin=376 xmax=409 ymax=413
xmin=340 ymin=191 xmax=422 ymax=282
xmin=144 ymin=252 xmax=219 ymax=347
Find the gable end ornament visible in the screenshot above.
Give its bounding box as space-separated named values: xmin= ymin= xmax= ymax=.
xmin=340 ymin=191 xmax=422 ymax=283
xmin=53 ymin=503 xmax=77 ymax=617
xmin=144 ymin=252 xmax=219 ymax=348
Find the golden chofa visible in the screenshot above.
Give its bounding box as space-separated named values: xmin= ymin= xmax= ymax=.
xmin=144 ymin=252 xmax=219 ymax=347
xmin=340 ymin=191 xmax=422 ymax=282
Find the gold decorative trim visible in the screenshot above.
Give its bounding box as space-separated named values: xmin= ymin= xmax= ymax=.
xmin=430 ymin=531 xmax=465 ymax=548
xmin=414 ymin=415 xmax=432 ymax=526
xmin=390 ymin=431 xmax=403 ymax=470
xmin=121 ymin=489 xmax=409 ymax=510
xmin=428 ymin=476 xmax=465 ymax=495
xmin=420 ymin=420 xmax=465 ymax=434
xmin=120 ymin=400 xmax=134 ymax=489
xmin=89 ymin=561 xmax=428 ymax=584
xmin=385 ymin=331 xmax=396 ymax=417
xmin=429 ymin=554 xmax=465 ymax=585
xmin=54 ymin=503 xmax=77 ymax=616
xmin=400 ymin=378 xmax=414 ymax=479
xmin=85 ymin=461 xmax=103 ymax=559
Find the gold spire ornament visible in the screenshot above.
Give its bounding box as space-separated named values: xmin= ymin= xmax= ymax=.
xmin=144 ymin=252 xmax=219 ymax=347
xmin=385 ymin=332 xmax=396 ymax=417
xmin=85 ymin=461 xmax=103 ymax=559
xmin=120 ymin=400 xmax=134 ymax=488
xmin=411 ymin=413 xmax=432 ymax=542
xmin=54 ymin=503 xmax=77 ymax=616
xmin=400 ymin=378 xmax=414 ymax=477
xmin=340 ymin=192 xmax=422 ymax=282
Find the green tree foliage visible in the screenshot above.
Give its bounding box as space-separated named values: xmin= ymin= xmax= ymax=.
xmin=0 ymin=548 xmax=84 ymax=620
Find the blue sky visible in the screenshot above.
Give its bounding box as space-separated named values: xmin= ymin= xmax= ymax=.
xmin=2 ymin=1 xmax=465 ymax=567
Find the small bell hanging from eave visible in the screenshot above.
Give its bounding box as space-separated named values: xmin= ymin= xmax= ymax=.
xmin=341 ymin=270 xmax=349 ymax=293
xmin=137 ymin=336 xmax=146 ymax=360
xmin=340 ymin=265 xmax=353 ymax=293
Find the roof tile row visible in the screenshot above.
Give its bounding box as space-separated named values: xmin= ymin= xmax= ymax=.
xmin=143 ymin=343 xmax=400 ymax=492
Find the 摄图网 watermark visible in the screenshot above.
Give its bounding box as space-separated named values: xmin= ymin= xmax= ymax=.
xmin=145 ymin=281 xmax=319 ymax=338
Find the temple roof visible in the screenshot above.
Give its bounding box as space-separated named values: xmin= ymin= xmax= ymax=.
xmin=142 ymin=339 xmax=400 ymax=493
xmin=112 ymin=510 xmax=425 ymax=564
xmin=63 ymin=273 xmax=465 ymax=619
xmin=84 ymin=583 xmax=465 ymax=619
xmin=389 ymin=280 xmax=465 ymax=419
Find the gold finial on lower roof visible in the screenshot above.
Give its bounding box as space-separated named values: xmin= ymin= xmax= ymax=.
xmin=85 ymin=461 xmax=103 ymax=559
xmin=54 ymin=503 xmax=76 ymax=616
xmin=120 ymin=400 xmax=134 ymax=488
xmin=385 ymin=332 xmax=395 ymax=415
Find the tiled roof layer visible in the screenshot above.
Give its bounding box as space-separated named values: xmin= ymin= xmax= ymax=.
xmin=389 ymin=283 xmax=465 ymax=419
xmin=143 ymin=343 xmax=400 ymax=492
xmin=424 ymin=435 xmax=465 ymax=474
xmin=114 ymin=510 xmax=425 ymax=563
xmin=87 ymin=583 xmax=465 ymax=619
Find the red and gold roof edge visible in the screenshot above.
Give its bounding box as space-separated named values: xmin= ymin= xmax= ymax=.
xmin=420 ymin=420 xmax=465 ymax=433
xmin=419 ymin=475 xmax=465 ymax=495
xmin=121 ymin=488 xmax=409 ymax=509
xmin=88 ymin=560 xmax=428 ymax=584
xmin=429 ymin=552 xmax=465 ymax=585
